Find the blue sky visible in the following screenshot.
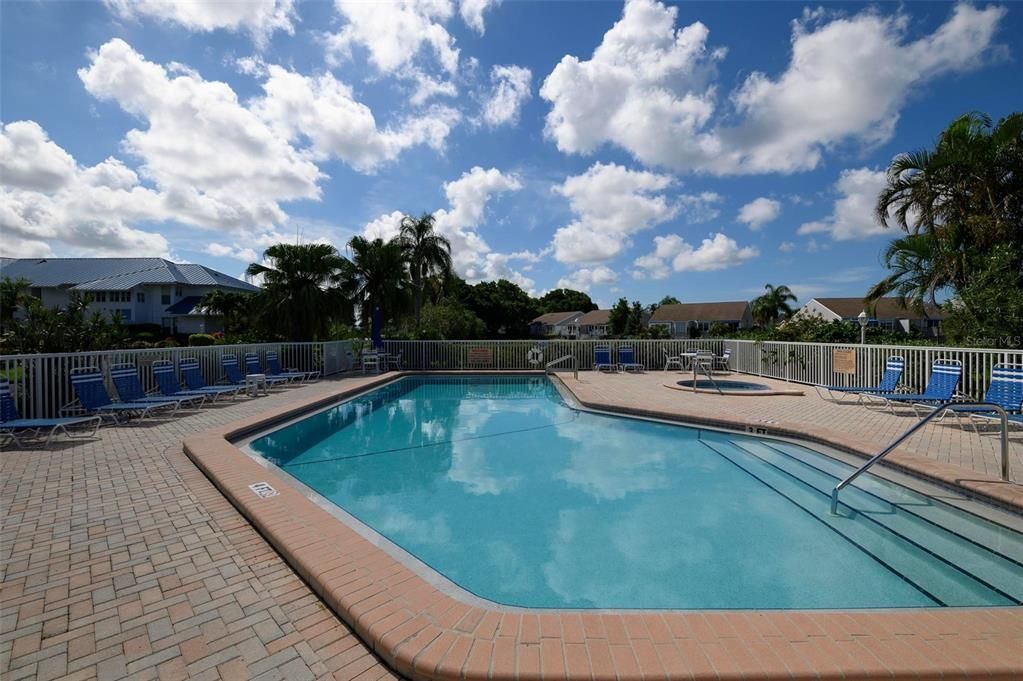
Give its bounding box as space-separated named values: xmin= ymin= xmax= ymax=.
xmin=1 ymin=1 xmax=1019 ymax=307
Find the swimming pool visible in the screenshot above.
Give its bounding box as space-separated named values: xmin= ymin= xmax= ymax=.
xmin=245 ymin=376 xmax=1022 ymax=610
xmin=676 ymin=379 xmax=771 ymax=391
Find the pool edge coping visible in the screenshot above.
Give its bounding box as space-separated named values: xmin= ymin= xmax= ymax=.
xmin=182 ymin=371 xmax=1023 ymax=681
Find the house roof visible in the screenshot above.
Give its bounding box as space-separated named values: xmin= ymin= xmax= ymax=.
xmin=0 ymin=258 xmax=259 ymax=293
xmin=531 ymin=311 xmax=581 ymax=325
xmin=578 ymin=309 xmax=610 ymax=325
xmin=649 ymin=301 xmax=749 ymax=322
xmin=812 ymin=297 xmax=946 ymax=320
xmin=164 ymin=296 xmax=205 ymax=316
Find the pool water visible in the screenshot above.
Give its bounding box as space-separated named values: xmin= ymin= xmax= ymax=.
xmin=677 ymin=379 xmax=771 ymax=391
xmin=247 ymin=376 xmax=1023 ymax=609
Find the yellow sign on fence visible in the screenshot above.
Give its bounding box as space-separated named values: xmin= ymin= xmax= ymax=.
xmin=832 ymin=348 xmax=856 ymax=375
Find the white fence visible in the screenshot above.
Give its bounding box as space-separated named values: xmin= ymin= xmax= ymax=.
xmin=1 ymin=341 xmax=354 ymax=419
xmin=382 ymin=338 xmax=1022 ymax=403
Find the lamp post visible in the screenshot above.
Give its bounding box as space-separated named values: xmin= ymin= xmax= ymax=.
xmin=858 ymin=310 xmax=868 ymax=345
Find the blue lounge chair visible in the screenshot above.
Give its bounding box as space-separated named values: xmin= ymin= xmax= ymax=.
xmin=1 ymin=378 xmax=101 ymax=446
xmin=815 ymin=356 xmax=905 ymax=401
xmin=862 ymin=360 xmax=962 ymax=416
xmin=594 ymin=347 xmax=616 ymax=372
xmin=221 ymin=355 xmax=248 ymax=386
xmin=618 ymin=347 xmax=644 ymax=372
xmin=180 ymin=358 xmax=243 ymax=398
xmin=945 ymin=364 xmax=1023 ymax=431
xmin=266 ymin=350 xmax=318 ymax=382
xmin=69 ymin=367 xmax=175 ymax=422
xmin=110 ymin=363 xmax=204 ymax=411
xmin=244 ymin=354 xmax=292 ymax=387
xmin=153 ymin=361 xmax=234 ymax=402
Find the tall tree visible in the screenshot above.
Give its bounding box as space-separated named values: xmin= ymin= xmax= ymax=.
xmin=343 ymin=236 xmax=409 ymax=329
xmin=627 ymin=301 xmax=644 ymax=336
xmin=460 ymin=280 xmax=538 ymax=338
xmin=648 ymin=295 xmax=681 ymax=314
xmin=608 ymin=298 xmax=629 ymax=336
xmin=751 ymin=284 xmax=797 ymax=326
xmin=398 ymin=213 xmax=452 ymax=327
xmin=0 ymin=277 xmax=32 ymax=329
xmin=245 ymin=243 xmax=349 ymax=341
xmin=538 ymin=288 xmax=597 ymax=313
xmin=869 ymin=111 xmax=1023 ymax=307
xmin=198 ymin=289 xmax=256 ymax=336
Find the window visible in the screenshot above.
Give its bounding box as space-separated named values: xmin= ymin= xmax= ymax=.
xmin=175 ymin=287 xmax=183 ymax=297
xmin=109 ymin=291 xmax=130 ymax=303
xmin=136 ymin=291 xmax=145 ymax=303
xmin=117 ymin=309 xmax=132 ymax=321
xmin=92 ymin=291 xmax=107 ymax=302
xmin=161 ymin=293 xmax=171 ymax=305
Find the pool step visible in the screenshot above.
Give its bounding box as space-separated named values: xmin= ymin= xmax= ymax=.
xmin=745 ymin=439 xmax=1023 ymax=566
xmin=699 ymin=438 xmax=1015 ymax=606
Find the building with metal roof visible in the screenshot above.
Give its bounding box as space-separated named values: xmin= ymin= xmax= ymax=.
xmin=0 ymin=258 xmax=259 ymax=334
xmin=529 ymin=311 xmax=584 ymax=338
xmin=648 ymin=301 xmax=754 ymax=338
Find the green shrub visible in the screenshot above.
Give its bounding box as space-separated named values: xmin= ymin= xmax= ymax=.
xmin=157 ymin=338 xmax=180 ymax=348
xmin=188 ymin=334 xmax=216 ymax=347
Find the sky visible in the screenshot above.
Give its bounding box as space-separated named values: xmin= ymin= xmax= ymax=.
xmin=1 ymin=0 xmax=1019 ymax=308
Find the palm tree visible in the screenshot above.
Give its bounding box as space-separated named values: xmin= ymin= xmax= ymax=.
xmin=344 ymin=236 xmax=410 ymax=329
xmin=398 ymin=213 xmax=451 ymax=327
xmin=245 ymin=243 xmax=349 ymax=341
xmin=871 ymin=112 xmax=1023 ymax=301
xmin=751 ymin=284 xmax=797 ymax=326
xmin=0 ymin=277 xmax=32 ymax=329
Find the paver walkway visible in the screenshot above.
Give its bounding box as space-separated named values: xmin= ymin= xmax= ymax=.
xmin=3 ymin=370 xmax=1021 ymax=680
xmin=1 ymin=374 xmax=397 ymax=681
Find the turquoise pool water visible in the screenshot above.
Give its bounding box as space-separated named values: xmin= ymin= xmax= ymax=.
xmin=247 ymin=376 xmax=1023 ymax=609
xmin=677 ymin=379 xmax=771 ymax=391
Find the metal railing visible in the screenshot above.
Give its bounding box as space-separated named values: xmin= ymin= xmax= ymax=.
xmin=691 ymin=352 xmax=723 ymax=394
xmin=545 ymin=354 xmax=578 ymax=380
xmin=830 ymin=402 xmax=1011 ymax=513
xmin=0 ymin=340 xmax=354 ymax=419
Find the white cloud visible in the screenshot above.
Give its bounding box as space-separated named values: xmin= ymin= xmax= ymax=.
xmin=105 ymin=0 xmax=296 ymax=48
xmin=557 ymin=265 xmax=618 ymax=291
xmin=632 ymin=232 xmax=758 ymax=276
xmin=325 ymin=0 xmax=460 ymax=75
xmin=459 ymin=0 xmax=500 ymax=34
xmin=540 ymin=0 xmax=1006 ymax=174
xmin=551 ymin=162 xmax=678 ymax=264
xmin=0 ymin=122 xmax=172 ymax=258
xmin=737 ymin=197 xmax=780 ymax=230
xmin=205 ymin=242 xmax=259 ymax=263
xmin=677 ymin=191 xmax=722 ymax=224
xmin=360 ymin=167 xmax=534 ymax=289
xmin=252 ymin=65 xmax=460 ymax=172
xmin=778 ymin=241 xmax=796 ymax=253
xmin=797 ymin=168 xmax=888 ymax=240
xmin=481 ymin=65 xmax=531 ymax=127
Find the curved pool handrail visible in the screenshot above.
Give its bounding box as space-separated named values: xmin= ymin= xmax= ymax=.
xmin=830 ymin=401 xmax=1010 ymax=514
xmin=545 ymin=354 xmax=578 ymax=380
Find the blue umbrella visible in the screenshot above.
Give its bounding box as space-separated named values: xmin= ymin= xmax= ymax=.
xmin=372 ymin=306 xmax=382 ymax=348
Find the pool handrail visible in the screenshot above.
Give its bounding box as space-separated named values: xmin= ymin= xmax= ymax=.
xmin=830 ymin=401 xmax=1010 ymax=514
xmin=691 ymin=352 xmax=723 ymax=395
xmin=545 ymin=354 xmax=578 ymax=380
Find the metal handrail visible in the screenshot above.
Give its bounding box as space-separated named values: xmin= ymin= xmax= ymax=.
xmin=545 ymin=354 xmax=578 ymax=380
xmin=692 ymin=352 xmax=723 ymax=395
xmin=830 ymin=401 xmax=1010 ymax=514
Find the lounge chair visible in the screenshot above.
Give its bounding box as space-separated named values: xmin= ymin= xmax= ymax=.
xmin=179 ymin=358 xmax=243 ymax=399
xmin=814 ymin=356 xmax=905 ymax=401
xmin=266 ymin=351 xmax=318 ymax=382
xmin=663 ymin=348 xmax=683 ymax=372
xmin=244 ymin=354 xmax=292 ymax=387
xmin=153 ymin=361 xmax=234 ymax=402
xmin=594 ymin=347 xmax=616 ymax=372
xmin=69 ymin=367 xmax=176 ymax=422
xmin=1 ymin=378 xmax=101 ymax=446
xmin=944 ymin=364 xmax=1023 ymax=431
xmin=618 ymin=347 xmax=644 ymax=372
xmin=862 ymin=359 xmax=962 ymax=416
xmin=110 ymin=363 xmax=204 ymax=411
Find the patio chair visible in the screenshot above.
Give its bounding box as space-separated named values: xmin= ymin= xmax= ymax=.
xmin=814 ymin=356 xmax=905 ymax=401
xmin=944 ymin=364 xmax=1023 ymax=432
xmin=861 ymin=359 xmax=962 ymax=416
xmin=618 ymin=347 xmax=644 ymax=372
xmin=1 ymin=378 xmax=101 ymax=446
xmin=244 ymin=354 xmax=292 ymax=387
xmin=663 ymin=348 xmax=683 ymax=372
xmin=361 ymin=349 xmax=381 ymax=373
xmin=69 ymin=367 xmax=176 ymax=422
xmin=388 ymin=351 xmax=402 ymax=371
xmin=179 ymin=358 xmax=244 ymax=399
xmin=110 ymin=363 xmax=204 ymax=411
xmin=266 ymin=351 xmax=318 ymax=381
xmin=594 ymin=347 xmax=616 ymax=372
xmin=153 ymin=361 xmax=234 ymax=403
xmin=714 ymin=348 xmax=732 ymax=371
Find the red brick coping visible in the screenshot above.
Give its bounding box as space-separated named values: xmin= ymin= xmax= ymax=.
xmin=183 ymin=372 xmax=1023 ymax=681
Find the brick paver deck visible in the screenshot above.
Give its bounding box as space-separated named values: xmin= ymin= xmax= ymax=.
xmin=3 ymin=369 xmax=1022 ymax=680
xmin=1 ymin=374 xmax=398 ymax=681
